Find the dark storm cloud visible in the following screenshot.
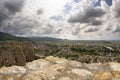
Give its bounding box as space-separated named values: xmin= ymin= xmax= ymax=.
xmin=91 ymin=19 xmax=102 ymax=26
xmin=67 ymin=6 xmax=106 ymax=26
xmin=84 ymin=7 xmax=106 ymax=18
xmin=72 ymin=27 xmax=80 ymax=35
xmin=72 ymin=25 xmax=88 ymax=35
xmin=0 ymin=9 xmax=8 ymax=23
xmin=0 ymin=6 xmax=8 ymax=24
xmin=42 ymin=24 xmax=54 ymax=34
xmin=0 ymin=0 xmax=25 ymax=27
xmin=113 ymin=26 xmax=120 ymax=33
xmin=113 ymin=1 xmax=120 ymax=18
xmin=115 ymin=8 xmax=120 ymax=18
xmin=0 ymin=0 xmax=29 ymax=36
xmin=54 ymin=28 xmax=62 ymax=34
xmin=0 ymin=17 xmax=34 ymax=35
xmin=105 ymin=27 xmax=112 ymax=31
xmin=43 ymin=24 xmax=62 ymax=34
xmin=84 ymin=27 xmax=99 ymax=33
xmin=37 ymin=9 xmax=43 ymax=15
xmin=4 ymin=0 xmax=24 ymax=13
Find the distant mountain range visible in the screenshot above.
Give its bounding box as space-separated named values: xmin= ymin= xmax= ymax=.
xmin=0 ymin=32 xmax=30 ymax=42
xmin=0 ymin=32 xmax=119 ymax=42
xmin=28 ymin=37 xmax=63 ymax=42
xmin=0 ymin=32 xmax=63 ymax=42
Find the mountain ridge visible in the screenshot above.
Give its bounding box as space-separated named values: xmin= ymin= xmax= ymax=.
xmin=0 ymin=32 xmax=64 ymax=42
xmin=27 ymin=37 xmax=63 ymax=42
xmin=0 ymin=32 xmax=30 ymax=42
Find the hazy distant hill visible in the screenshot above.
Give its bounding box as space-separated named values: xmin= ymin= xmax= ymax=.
xmin=28 ymin=37 xmax=63 ymax=42
xmin=0 ymin=32 xmax=64 ymax=42
xmin=0 ymin=32 xmax=30 ymax=42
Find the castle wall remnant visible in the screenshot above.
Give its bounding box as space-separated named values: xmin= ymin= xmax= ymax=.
xmin=0 ymin=41 xmax=36 ymax=67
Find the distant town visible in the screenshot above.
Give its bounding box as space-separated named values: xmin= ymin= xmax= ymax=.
xmin=34 ymin=41 xmax=120 ymax=63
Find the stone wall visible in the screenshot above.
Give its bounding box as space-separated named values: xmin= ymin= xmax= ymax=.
xmin=0 ymin=56 xmax=120 ymax=80
xmin=0 ymin=41 xmax=36 ymax=67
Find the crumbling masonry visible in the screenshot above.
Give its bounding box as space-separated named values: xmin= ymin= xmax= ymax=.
xmin=0 ymin=41 xmax=36 ymax=67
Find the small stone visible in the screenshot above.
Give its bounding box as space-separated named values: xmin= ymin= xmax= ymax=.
xmin=22 ymin=71 xmax=48 ymax=80
xmin=45 ymin=56 xmax=68 ymax=64
xmin=0 ymin=66 xmax=26 ymax=75
xmin=109 ymin=62 xmax=120 ymax=71
xmin=0 ymin=66 xmax=26 ymax=80
xmin=108 ymin=62 xmax=120 ymax=79
xmin=26 ymin=59 xmax=50 ymax=71
xmin=59 ymin=77 xmax=72 ymax=80
xmin=112 ymin=71 xmax=120 ymax=79
xmin=93 ymin=71 xmax=112 ymax=80
xmin=71 ymin=69 xmax=93 ymax=79
xmin=84 ymin=63 xmax=103 ymax=71
xmin=69 ymin=61 xmax=82 ymax=68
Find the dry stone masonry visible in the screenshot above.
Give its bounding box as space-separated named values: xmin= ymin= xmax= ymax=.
xmin=0 ymin=56 xmax=120 ymax=80
xmin=0 ymin=41 xmax=36 ymax=67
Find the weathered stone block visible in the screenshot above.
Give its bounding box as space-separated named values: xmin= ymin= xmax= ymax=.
xmin=0 ymin=41 xmax=36 ymax=67
xmin=93 ymin=71 xmax=113 ymax=80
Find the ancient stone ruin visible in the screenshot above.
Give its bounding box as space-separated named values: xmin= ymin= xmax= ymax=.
xmin=0 ymin=41 xmax=36 ymax=67
xmin=0 ymin=56 xmax=120 ymax=80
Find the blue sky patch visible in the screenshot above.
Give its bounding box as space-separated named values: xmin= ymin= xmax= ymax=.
xmin=50 ymin=16 xmax=64 ymax=21
xmin=94 ymin=0 xmax=112 ymax=7
xmin=64 ymin=3 xmax=72 ymax=14
xmin=74 ymin=0 xmax=80 ymax=3
xmin=105 ymin=0 xmax=112 ymax=6
xmin=94 ymin=0 xmax=101 ymax=7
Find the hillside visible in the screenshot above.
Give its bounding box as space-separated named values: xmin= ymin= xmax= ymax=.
xmin=28 ymin=37 xmax=63 ymax=42
xmin=0 ymin=41 xmax=38 ymax=67
xmin=0 ymin=32 xmax=30 ymax=42
xmin=0 ymin=56 xmax=120 ymax=80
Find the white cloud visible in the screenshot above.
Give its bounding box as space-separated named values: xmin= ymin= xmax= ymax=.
xmin=0 ymin=0 xmax=120 ymax=40
xmin=23 ymin=0 xmax=73 ymax=19
xmin=66 ymin=0 xmax=120 ymax=40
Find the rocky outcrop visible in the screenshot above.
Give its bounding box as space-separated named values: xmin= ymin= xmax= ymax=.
xmin=0 ymin=41 xmax=36 ymax=67
xmin=0 ymin=56 xmax=120 ymax=80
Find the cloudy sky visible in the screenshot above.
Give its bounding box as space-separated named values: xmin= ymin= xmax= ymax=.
xmin=0 ymin=0 xmax=120 ymax=40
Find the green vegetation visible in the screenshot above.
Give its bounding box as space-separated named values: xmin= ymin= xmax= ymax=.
xmin=1 ymin=32 xmax=119 ymax=63
xmin=33 ymin=41 xmax=120 ymax=63
xmin=71 ymin=47 xmax=98 ymax=55
xmin=28 ymin=37 xmax=62 ymax=42
xmin=0 ymin=32 xmax=31 ymax=42
xmin=33 ymin=48 xmax=40 ymax=54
